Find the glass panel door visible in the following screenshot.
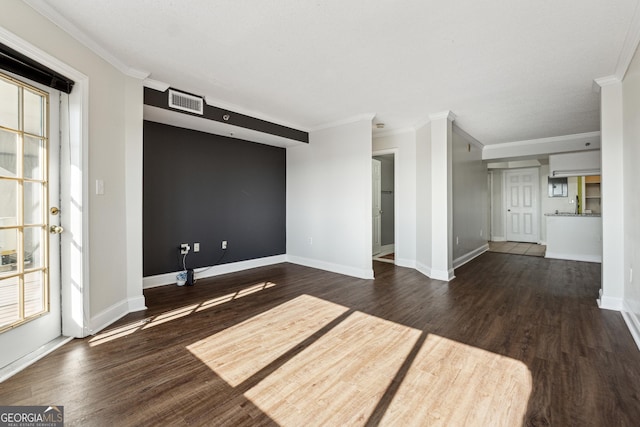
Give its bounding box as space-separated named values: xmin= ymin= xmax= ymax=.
xmin=0 ymin=73 xmax=49 ymax=331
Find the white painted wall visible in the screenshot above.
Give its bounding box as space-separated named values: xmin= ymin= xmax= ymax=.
xmin=549 ymin=151 xmax=601 ymax=176
xmin=452 ymin=127 xmax=488 ymax=266
xmin=287 ymin=117 xmax=374 ymax=279
xmin=372 ymin=130 xmax=416 ymax=267
xmin=545 ymin=216 xmax=602 ymax=263
xmin=622 ymin=47 xmax=640 ymax=347
xmin=415 ymin=123 xmax=432 ymax=274
xmin=1 ymin=2 xmax=145 ymax=333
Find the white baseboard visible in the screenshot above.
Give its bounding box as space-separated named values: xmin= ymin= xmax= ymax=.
xmin=395 ymin=258 xmax=415 ymax=269
xmin=415 ymin=261 xmax=432 ymax=278
xmin=415 ymin=262 xmax=455 ymax=282
xmin=143 ymin=254 xmax=287 ymax=289
xmin=0 ymin=336 xmax=73 ymax=383
xmin=128 ymin=295 xmax=147 ymax=312
xmin=491 ymin=236 xmax=506 ymax=242
xmin=545 ymin=252 xmax=602 ymax=263
xmin=89 ymin=299 xmax=130 ymax=335
xmin=597 ymin=295 xmax=623 ymax=311
xmin=622 ymin=301 xmax=640 ymax=351
xmin=287 ymin=255 xmax=374 ymax=280
xmin=453 ymin=244 xmax=489 ymax=269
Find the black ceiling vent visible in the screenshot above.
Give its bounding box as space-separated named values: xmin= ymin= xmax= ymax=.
xmin=168 ymin=89 xmax=203 ymax=115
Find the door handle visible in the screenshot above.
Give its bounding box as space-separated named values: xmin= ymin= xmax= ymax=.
xmin=49 ymin=225 xmax=64 ymax=234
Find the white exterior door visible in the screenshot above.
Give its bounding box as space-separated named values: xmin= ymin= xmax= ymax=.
xmin=505 ymin=168 xmax=539 ymax=243
xmin=372 ymin=159 xmax=382 ymax=255
xmin=0 ymin=73 xmax=61 ymax=368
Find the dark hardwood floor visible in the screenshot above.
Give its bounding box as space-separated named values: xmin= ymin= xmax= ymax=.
xmin=1 ymin=253 xmax=639 ymax=426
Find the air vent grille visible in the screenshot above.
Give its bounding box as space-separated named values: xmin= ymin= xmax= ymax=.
xmin=168 ymin=89 xmax=203 ymax=115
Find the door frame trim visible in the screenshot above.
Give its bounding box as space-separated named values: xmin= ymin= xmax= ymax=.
xmin=372 ymin=149 xmax=398 ymax=266
xmin=0 ymin=27 xmax=90 ymax=338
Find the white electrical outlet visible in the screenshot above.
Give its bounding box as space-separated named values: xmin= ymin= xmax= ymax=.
xmin=630 ymin=267 xmax=633 ymax=283
xmin=456 ymin=236 xmax=459 ymax=245
xmin=180 ymin=243 xmax=190 ymax=255
xmin=222 ymin=240 xmax=227 ymax=250
xmin=308 ymin=237 xmax=313 ymax=245
xmin=194 ymin=243 xmax=200 ymax=252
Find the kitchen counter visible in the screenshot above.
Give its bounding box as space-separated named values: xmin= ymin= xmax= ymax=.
xmin=545 ymin=214 xmax=602 ymax=263
xmin=545 ymin=213 xmax=601 ymax=217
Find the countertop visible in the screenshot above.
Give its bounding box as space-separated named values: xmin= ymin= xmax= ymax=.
xmin=544 ymin=213 xmax=601 ymax=217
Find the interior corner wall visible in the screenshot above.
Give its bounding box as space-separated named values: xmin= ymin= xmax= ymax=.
xmin=452 ymin=128 xmax=488 ymax=265
xmin=372 ymin=130 xmax=417 ymax=266
xmin=1 ymin=2 xmax=139 ymax=325
xmin=415 ymin=123 xmax=432 ymax=272
xmin=143 ymin=121 xmax=286 ymax=276
xmin=622 ymin=46 xmax=640 ymax=344
xmin=287 ymin=118 xmax=374 ymax=279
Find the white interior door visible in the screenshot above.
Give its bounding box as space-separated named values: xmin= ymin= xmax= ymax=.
xmin=0 ymin=73 xmax=61 ymax=368
xmin=505 ymin=168 xmax=539 ymax=243
xmin=372 ymin=158 xmax=382 ymax=255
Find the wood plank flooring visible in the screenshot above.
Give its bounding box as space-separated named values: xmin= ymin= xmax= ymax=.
xmin=1 ymin=253 xmax=639 ymax=426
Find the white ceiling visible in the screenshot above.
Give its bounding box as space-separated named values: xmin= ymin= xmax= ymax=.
xmin=25 ymin=0 xmax=640 ymax=145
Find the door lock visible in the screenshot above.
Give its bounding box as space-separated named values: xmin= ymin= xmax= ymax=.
xmin=49 ymin=225 xmax=64 ymax=234
xmin=50 ymin=207 xmax=60 ymax=216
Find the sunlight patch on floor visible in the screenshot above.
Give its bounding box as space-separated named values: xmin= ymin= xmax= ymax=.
xmin=186 ymin=294 xmax=350 ymax=387
xmin=380 ymin=334 xmax=532 ymax=426
xmin=242 ymin=310 xmax=422 ymax=426
xmin=88 ymin=281 xmax=277 ymax=347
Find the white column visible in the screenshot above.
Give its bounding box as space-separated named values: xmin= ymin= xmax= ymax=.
xmin=124 ymin=76 xmax=147 ymax=311
xmin=429 ymin=111 xmax=456 ymax=281
xmin=597 ymin=77 xmax=625 ymax=310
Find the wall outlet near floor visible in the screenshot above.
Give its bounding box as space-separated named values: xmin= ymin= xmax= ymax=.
xmin=180 ymin=243 xmax=190 ymax=255
xmin=222 ymin=240 xmax=227 ymax=250
xmin=456 ymin=236 xmax=459 ymax=245
xmin=631 ymin=267 xmax=633 ymax=283
xmin=194 ymin=243 xmax=200 ymax=252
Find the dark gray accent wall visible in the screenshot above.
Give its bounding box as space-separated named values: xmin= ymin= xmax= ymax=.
xmin=144 ymin=87 xmax=308 ymax=143
xmin=143 ymin=121 xmax=286 ymax=276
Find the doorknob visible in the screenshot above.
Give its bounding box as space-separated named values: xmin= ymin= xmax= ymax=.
xmin=49 ymin=225 xmax=64 ymax=234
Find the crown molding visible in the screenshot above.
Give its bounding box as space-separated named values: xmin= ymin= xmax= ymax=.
xmin=142 ymin=78 xmax=170 ymax=92
xmin=310 ymin=113 xmax=376 ymax=132
xmin=428 ymin=110 xmax=457 ymax=122
xmin=373 ymin=127 xmax=415 ymax=139
xmin=23 ymin=0 xmax=149 ymax=79
xmin=615 ymin=1 xmax=640 ymax=80
xmin=452 ymin=125 xmax=484 ymax=149
xmin=594 ymin=75 xmax=622 ymax=92
xmin=484 ymin=131 xmax=601 ymax=150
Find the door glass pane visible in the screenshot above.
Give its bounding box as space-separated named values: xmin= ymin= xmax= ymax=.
xmin=24 ymin=182 xmax=43 ymax=225
xmin=24 ymin=136 xmax=44 ymax=180
xmin=0 ymin=79 xmax=19 ymax=130
xmin=0 ymin=130 xmax=18 ymax=178
xmin=0 ymin=228 xmax=17 ymax=276
xmin=24 ymin=227 xmax=42 ymax=270
xmin=24 ymin=90 xmax=44 ymax=137
xmin=0 ymin=276 xmax=19 ymax=327
xmin=24 ymin=271 xmax=44 ymax=317
xmin=0 ymin=180 xmax=18 ymax=226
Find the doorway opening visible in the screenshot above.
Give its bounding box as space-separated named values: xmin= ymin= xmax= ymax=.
xmin=372 ymin=153 xmax=395 ymax=264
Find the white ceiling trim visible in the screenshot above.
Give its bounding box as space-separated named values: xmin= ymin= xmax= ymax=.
xmin=23 ymin=0 xmax=149 ymax=79
xmin=453 ymin=125 xmax=484 ymax=149
xmin=373 ymin=127 xmax=415 ymax=139
xmin=428 ymin=110 xmax=457 ymax=122
xmin=309 ymin=113 xmax=376 ymax=132
xmin=485 ymin=131 xmax=601 ymax=150
xmin=615 ymin=1 xmax=640 ymax=80
xmin=594 ymin=75 xmax=622 ymax=88
xmin=143 ymin=78 xmax=170 ymax=92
